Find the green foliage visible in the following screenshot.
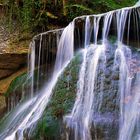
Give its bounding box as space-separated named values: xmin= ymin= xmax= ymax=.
xmin=66 ymin=4 xmax=94 ymax=13
xmin=2 ymin=0 xmax=137 ymax=33
xmin=66 ymin=4 xmax=94 ymax=21
xmin=4 ymin=0 xmax=46 ymax=32
xmin=65 ymin=0 xmax=137 ymax=21
xmin=89 ymin=0 xmax=137 ymax=12
xmin=20 ymin=0 xmax=32 ymax=30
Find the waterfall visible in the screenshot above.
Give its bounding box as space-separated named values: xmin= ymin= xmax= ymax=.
xmin=65 ymin=45 xmax=106 ymax=140
xmin=0 ymin=2 xmax=140 ymax=140
xmin=28 ymin=41 xmax=35 ymax=97
xmin=0 ymin=23 xmax=74 ymax=140
xmin=119 ymin=73 xmax=140 ymax=140
xmin=84 ymin=16 xmax=91 ymax=48
xmin=136 ymin=0 xmax=140 ymax=6
xmin=64 ymin=3 xmax=140 ymax=140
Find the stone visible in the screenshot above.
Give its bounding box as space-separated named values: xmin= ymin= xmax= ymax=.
xmin=0 ymin=53 xmax=27 ymax=79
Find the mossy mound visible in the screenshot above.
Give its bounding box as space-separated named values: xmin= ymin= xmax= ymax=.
xmin=31 ymin=52 xmax=83 ymax=140
xmin=4 ymin=72 xmax=28 ymax=97
xmin=0 ymin=68 xmax=27 ymax=95
xmin=4 ymin=67 xmax=41 ymax=98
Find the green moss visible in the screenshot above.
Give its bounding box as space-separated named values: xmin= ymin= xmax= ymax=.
xmin=108 ymin=35 xmax=117 ymax=44
xmin=32 ymin=52 xmax=83 ymax=139
xmin=4 ymin=68 xmax=40 ymax=97
xmin=4 ymin=72 xmax=28 ymax=97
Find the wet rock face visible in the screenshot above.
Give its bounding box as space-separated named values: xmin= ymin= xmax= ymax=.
xmin=0 ymin=69 xmax=15 ymax=79
xmin=0 ymin=53 xmax=27 ymax=79
xmin=0 ymin=53 xmax=27 ymax=118
xmin=62 ymin=44 xmax=120 ymax=140
xmin=91 ymin=113 xmax=119 ymax=139
xmin=64 ymin=42 xmax=140 ymax=140
xmin=95 ymin=45 xmax=120 ymax=113
xmin=89 ymin=44 xmax=119 ymax=139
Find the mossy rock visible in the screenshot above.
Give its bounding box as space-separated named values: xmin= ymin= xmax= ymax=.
xmin=3 ymin=70 xmax=38 ymax=112
xmin=31 ymin=52 xmax=83 ymax=140
xmin=4 ymin=72 xmax=28 ymax=97
xmin=4 ymin=67 xmax=41 ymax=98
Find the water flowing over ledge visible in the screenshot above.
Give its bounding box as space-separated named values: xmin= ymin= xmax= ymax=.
xmin=0 ymin=1 xmax=140 ymax=140
xmin=136 ymin=0 xmax=140 ymax=6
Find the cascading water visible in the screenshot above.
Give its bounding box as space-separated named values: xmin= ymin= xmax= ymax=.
xmin=64 ymin=3 xmax=140 ymax=140
xmin=0 ymin=23 xmax=74 ymax=140
xmin=65 ymin=45 xmax=106 ymax=140
xmin=0 ymin=1 xmax=140 ymax=140
xmin=136 ymin=0 xmax=140 ymax=6
xmin=28 ymin=41 xmax=35 ymax=97
xmin=119 ymin=73 xmax=140 ymax=140
xmin=84 ymin=16 xmax=91 ymax=48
